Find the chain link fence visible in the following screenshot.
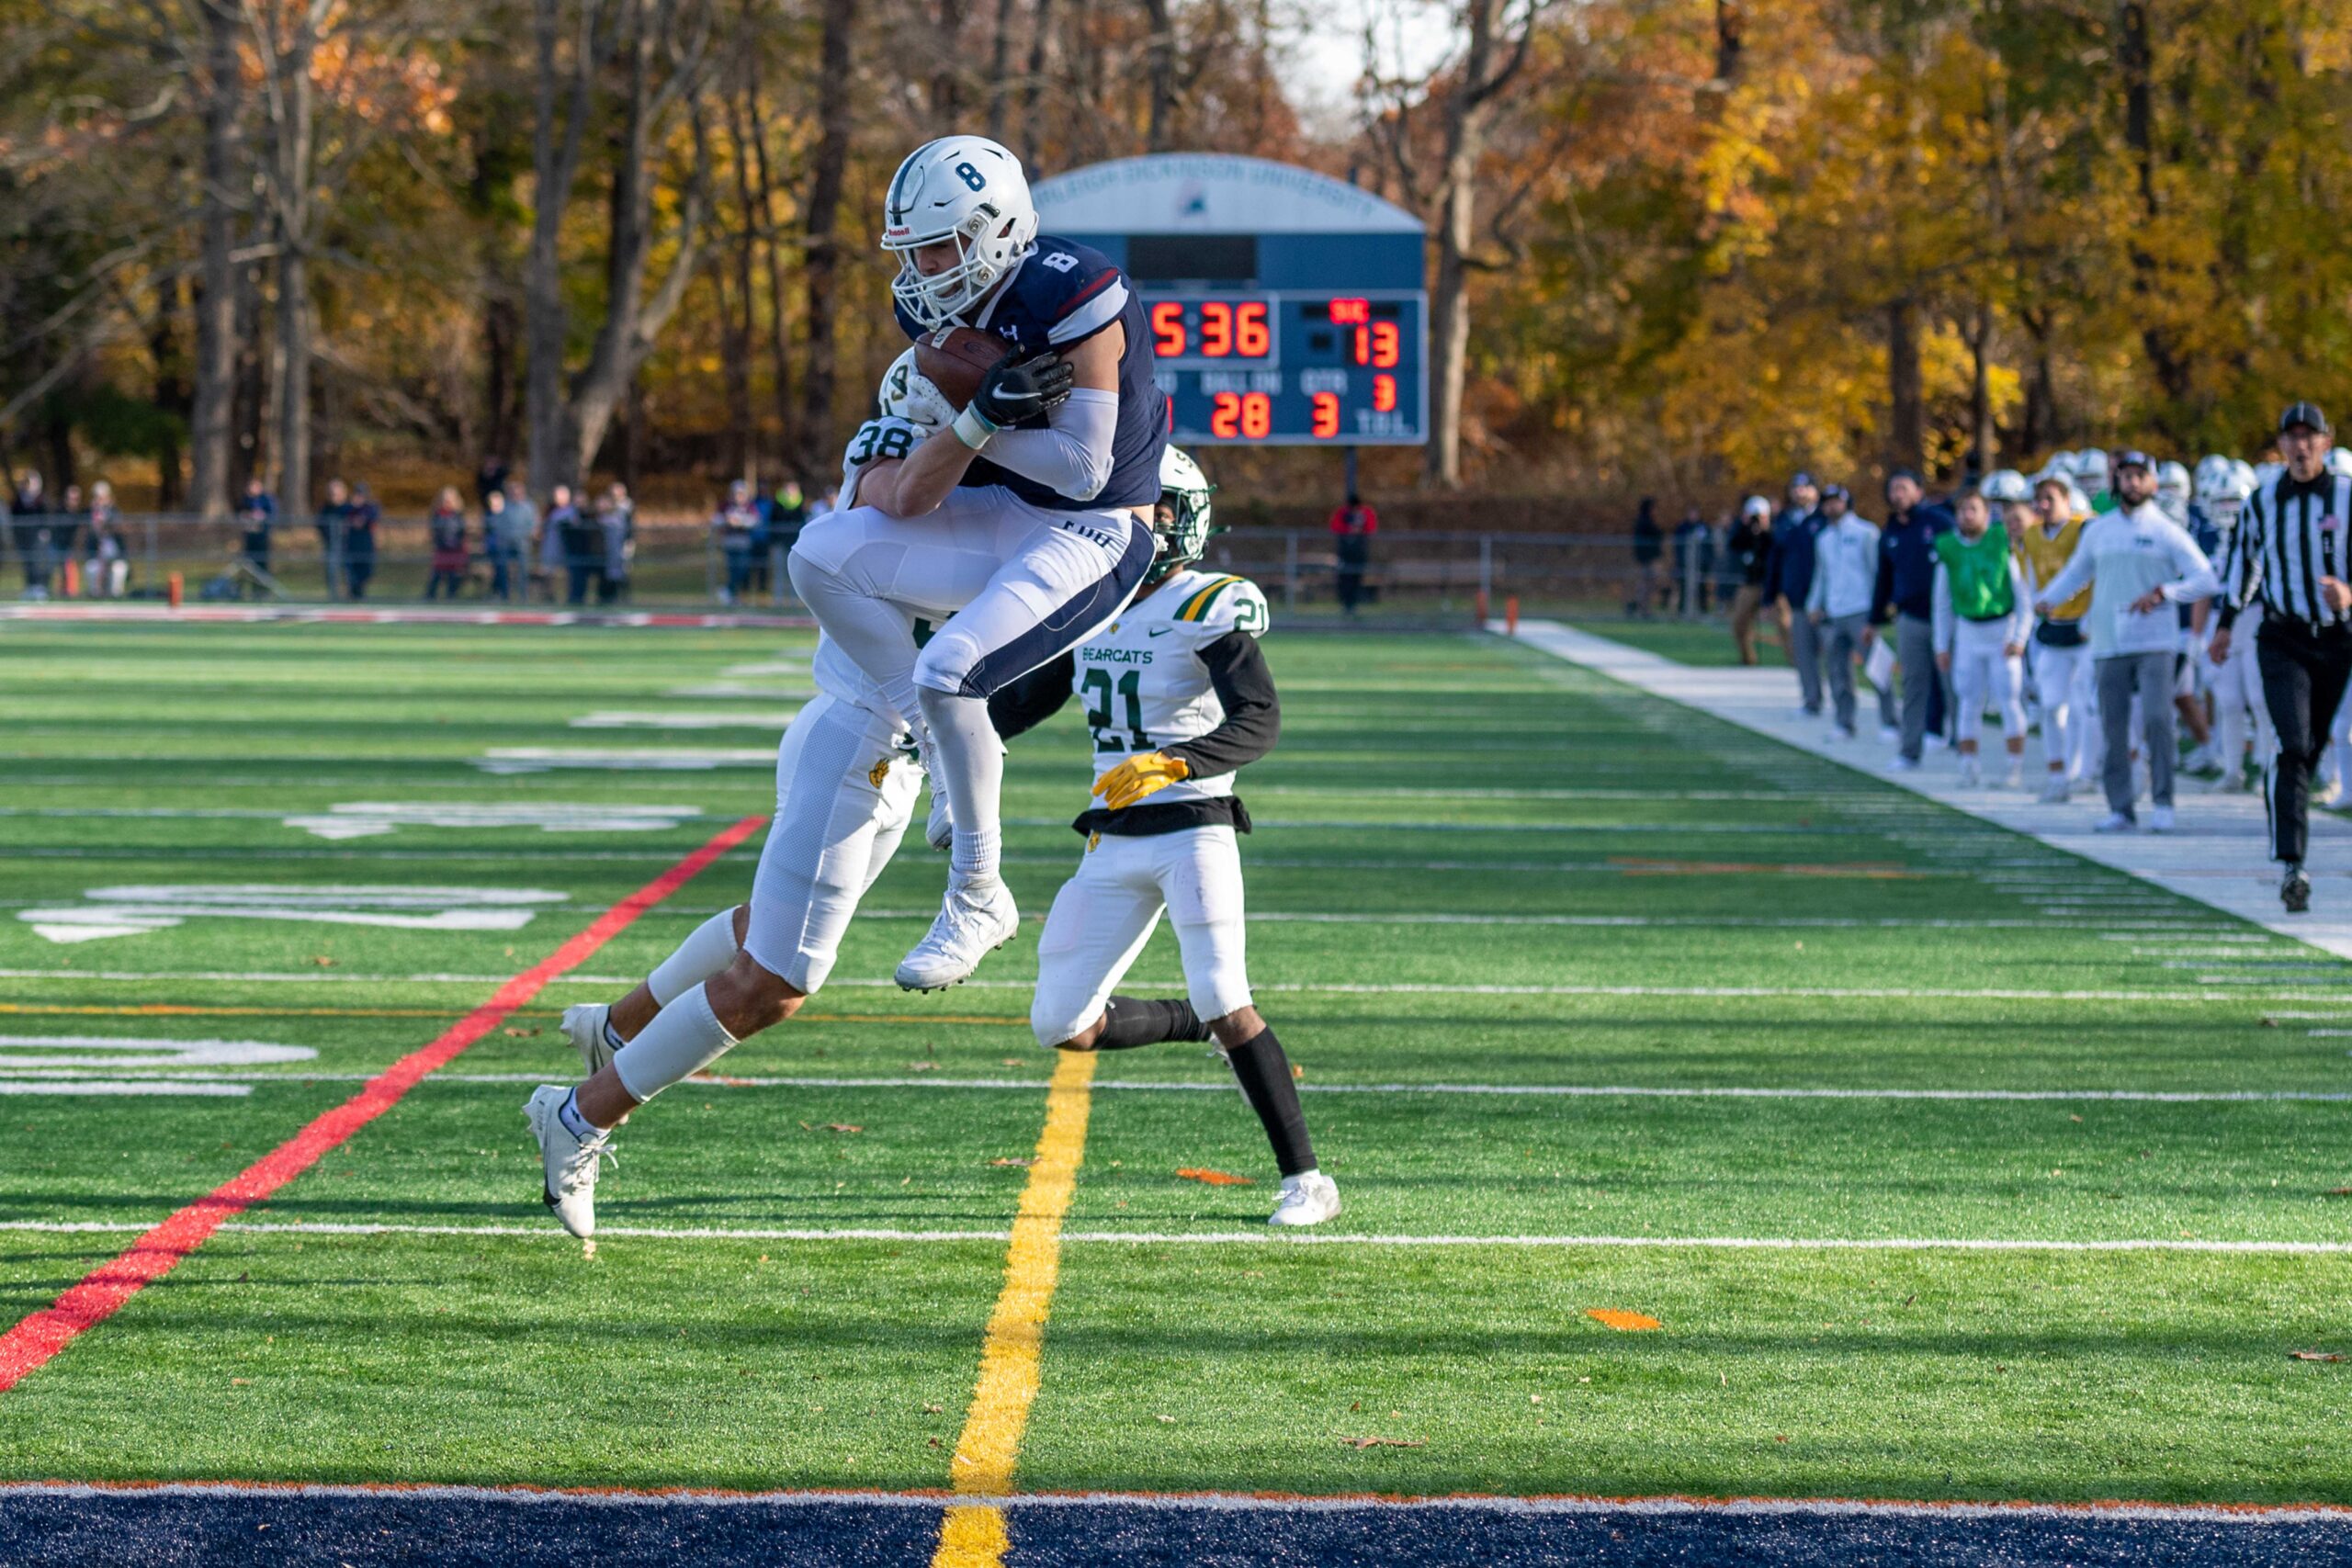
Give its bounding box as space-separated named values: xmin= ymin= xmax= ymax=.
xmin=4 ymin=513 xmax=1747 ymax=623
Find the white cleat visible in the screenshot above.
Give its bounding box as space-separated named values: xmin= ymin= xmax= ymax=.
xmin=1823 ymin=727 xmax=1854 ymax=745
xmin=1268 ymin=1170 xmax=1341 ymax=1228
xmin=2039 ymin=773 xmax=2070 ymax=804
xmin=1878 ymin=725 xmax=1901 ymax=744
xmin=2092 ymin=811 xmax=2136 ymax=833
xmin=1884 ymin=755 xmax=1920 ymax=774
xmin=525 ymin=1085 xmax=612 ymax=1239
xmin=562 ymin=1003 xmax=616 ymax=1077
xmin=896 ymin=880 xmax=1020 ymax=992
xmin=1955 ymin=757 xmax=1982 ymax=788
xmin=2148 ymin=805 xmax=2176 ymax=833
xmin=2002 ymin=761 xmax=2025 ymax=790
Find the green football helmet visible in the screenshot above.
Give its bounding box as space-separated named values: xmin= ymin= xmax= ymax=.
xmin=1147 ymin=446 xmax=1218 ymax=584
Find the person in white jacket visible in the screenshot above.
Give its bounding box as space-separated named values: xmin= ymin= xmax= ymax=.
xmin=1804 ymin=484 xmax=1890 ymax=741
xmin=1932 ymin=488 xmax=2031 ymax=790
xmin=2033 ymin=450 xmax=2221 ymax=832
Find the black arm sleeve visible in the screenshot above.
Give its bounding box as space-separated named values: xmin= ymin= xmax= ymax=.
xmin=1162 ymin=631 xmax=1280 ymax=779
xmin=987 ymin=652 xmax=1076 ymax=741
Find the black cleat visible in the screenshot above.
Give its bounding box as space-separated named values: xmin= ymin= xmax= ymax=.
xmin=2282 ymin=866 xmax=2312 ymax=914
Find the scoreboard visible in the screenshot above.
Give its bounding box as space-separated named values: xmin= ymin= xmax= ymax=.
xmin=1031 ymin=155 xmax=1429 ymax=447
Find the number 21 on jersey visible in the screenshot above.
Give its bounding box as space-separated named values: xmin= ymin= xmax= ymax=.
xmin=1081 ymin=667 xmax=1148 ymax=751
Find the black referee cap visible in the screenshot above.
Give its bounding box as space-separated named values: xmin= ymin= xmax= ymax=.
xmin=2279 ymin=401 xmax=2332 ymax=436
xmin=2112 ymin=449 xmax=2154 ymax=474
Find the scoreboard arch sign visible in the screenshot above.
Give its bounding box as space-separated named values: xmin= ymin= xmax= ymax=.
xmin=1031 ymin=154 xmax=1430 ymax=447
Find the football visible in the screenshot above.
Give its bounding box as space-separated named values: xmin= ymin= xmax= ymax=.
xmin=911 ymin=325 xmax=1008 ymax=409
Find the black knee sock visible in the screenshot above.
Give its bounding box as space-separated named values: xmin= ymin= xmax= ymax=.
xmin=1088 ymin=996 xmax=1210 ymax=1050
xmin=1224 ymin=1025 xmax=1316 ymax=1177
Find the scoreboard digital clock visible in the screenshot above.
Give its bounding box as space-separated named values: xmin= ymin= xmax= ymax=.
xmin=1032 ymin=154 xmax=1430 ymax=447
xmin=1139 ymin=291 xmax=1425 ymax=445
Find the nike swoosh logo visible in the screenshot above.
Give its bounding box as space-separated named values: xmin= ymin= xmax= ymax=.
xmin=1148 ymin=627 xmax=1172 ymax=637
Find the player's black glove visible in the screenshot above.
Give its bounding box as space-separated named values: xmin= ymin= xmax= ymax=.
xmin=971 ymin=350 xmax=1074 ymax=429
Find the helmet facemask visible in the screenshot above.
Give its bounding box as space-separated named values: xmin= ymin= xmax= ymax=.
xmin=1145 ymin=484 xmax=1216 ymax=587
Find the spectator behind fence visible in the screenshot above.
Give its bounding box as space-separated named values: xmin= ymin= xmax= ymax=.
xmin=1629 ymin=497 xmax=1662 ymax=617
xmin=316 ymin=478 xmax=355 ymax=597
xmin=343 ymin=483 xmax=380 ymax=599
xmin=598 ymin=483 xmax=634 ymax=604
xmin=476 ymin=454 xmax=509 ymax=511
xmin=1672 ymin=505 xmax=1713 ymax=615
xmin=58 ymin=485 xmax=85 ymax=575
xmin=1872 ymin=469 xmax=1954 ymax=771
xmin=762 ymin=479 xmax=808 ymax=596
xmin=13 ymin=471 xmax=51 ymax=601
xmin=1726 ymin=496 xmax=1774 ymax=664
xmin=1329 ymin=490 xmax=1378 ymax=618
xmin=716 ymin=479 xmax=760 ymax=605
xmin=236 ymin=476 xmax=276 ymax=589
xmin=485 ymin=487 xmax=531 ymax=602
xmin=501 ymin=479 xmax=544 ymax=601
xmin=1767 ymin=472 xmax=1826 ymax=716
xmin=425 ymin=487 xmax=469 ymax=600
xmin=549 ymin=485 xmax=597 ymax=604
xmin=85 ymin=481 xmax=127 ymax=598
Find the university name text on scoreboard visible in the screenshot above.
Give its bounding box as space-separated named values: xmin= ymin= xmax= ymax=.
xmin=1032 ymin=154 xmax=1430 ymax=447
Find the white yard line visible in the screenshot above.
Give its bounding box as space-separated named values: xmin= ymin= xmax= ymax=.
xmin=0 ymin=1217 xmax=2343 ymax=1256
xmin=10 ymin=1069 xmax=2339 ymax=1102
xmin=1508 ymin=620 xmax=2352 ymax=958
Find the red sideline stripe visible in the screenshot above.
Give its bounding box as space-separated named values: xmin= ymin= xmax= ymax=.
xmin=0 ymin=813 xmax=766 ymax=1394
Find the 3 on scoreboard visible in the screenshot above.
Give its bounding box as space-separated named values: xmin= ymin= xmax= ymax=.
xmin=1140 ymin=290 xmax=1428 ymax=446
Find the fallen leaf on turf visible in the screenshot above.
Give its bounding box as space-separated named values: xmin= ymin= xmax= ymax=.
xmin=232 ymin=1378 xmax=249 ymax=1385
xmin=924 ymin=1403 xmax=943 ymax=1413
xmin=2290 ymin=1350 xmax=2346 ymax=1362
xmin=825 ymin=1123 xmax=863 ymax=1134
xmin=1291 ymin=1063 xmax=1305 ymax=1081
xmin=311 ymin=956 xmax=335 ymax=967
xmin=989 ymin=1156 xmax=1035 ymax=1168
xmin=1587 ymin=1308 xmax=1661 ymax=1332
xmin=906 ymin=1062 xmax=940 ymax=1072
xmin=2260 ymin=1017 xmax=2279 ymax=1028
xmin=2325 ymin=1189 xmax=2352 ymax=1198
xmin=1001 ymin=1057 xmax=1028 ymax=1067
xmin=1341 ymin=1437 xmax=1425 ymax=1450
xmin=503 ymin=1027 xmax=540 ymax=1037
xmin=1156 ymin=1415 xmax=1175 ymax=1424
xmin=1177 ymin=1168 xmax=1253 ymax=1186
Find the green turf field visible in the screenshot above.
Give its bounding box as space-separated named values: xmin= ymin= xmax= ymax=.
xmin=0 ymin=615 xmax=2346 ymax=1506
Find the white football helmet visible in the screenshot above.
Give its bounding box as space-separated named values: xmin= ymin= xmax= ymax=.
xmin=2074 ymin=448 xmax=2110 ymax=493
xmin=879 ymin=137 xmax=1038 ymax=329
xmin=2154 ymin=459 xmax=2192 ymax=523
xmin=2233 ymin=458 xmax=2258 ymax=494
xmin=1982 ymin=468 xmax=2031 ymax=504
xmin=876 ymin=348 xmax=956 ymax=431
xmin=2192 ymin=455 xmax=2237 ymax=504
xmin=2328 ymin=447 xmax=2352 ymax=479
xmin=1741 ymin=494 xmax=1771 ymax=520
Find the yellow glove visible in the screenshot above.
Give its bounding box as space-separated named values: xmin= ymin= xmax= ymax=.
xmin=1092 ymin=751 xmax=1190 ymax=811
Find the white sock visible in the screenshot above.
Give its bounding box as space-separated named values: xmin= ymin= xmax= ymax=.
xmin=611 ymin=983 xmax=738 ymax=1104
xmin=648 ymin=909 xmax=741 ymax=1008
xmin=787 ymin=549 xmax=922 ymax=730
xmin=920 ymin=686 xmax=1003 ymax=884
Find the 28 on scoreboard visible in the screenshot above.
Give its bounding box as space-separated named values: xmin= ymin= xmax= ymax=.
xmin=1140 ymin=290 xmax=1427 ymax=446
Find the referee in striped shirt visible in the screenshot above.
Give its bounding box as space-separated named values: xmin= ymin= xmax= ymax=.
xmin=2210 ymin=401 xmax=2352 ymax=912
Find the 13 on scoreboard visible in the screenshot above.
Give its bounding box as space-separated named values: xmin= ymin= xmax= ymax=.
xmin=1031 ymin=154 xmax=1429 ymax=447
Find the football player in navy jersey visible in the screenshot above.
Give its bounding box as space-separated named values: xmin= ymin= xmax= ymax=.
xmin=790 ymin=134 xmax=1168 ymax=995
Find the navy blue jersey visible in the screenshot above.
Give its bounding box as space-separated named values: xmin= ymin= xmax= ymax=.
xmin=896 ymin=236 xmax=1167 ymax=513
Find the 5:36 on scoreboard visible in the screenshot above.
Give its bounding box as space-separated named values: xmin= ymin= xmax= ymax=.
xmin=1140 ymin=289 xmax=1429 ymax=446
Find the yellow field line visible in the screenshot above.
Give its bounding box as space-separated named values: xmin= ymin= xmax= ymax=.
xmin=932 ymin=1047 xmax=1098 ymax=1568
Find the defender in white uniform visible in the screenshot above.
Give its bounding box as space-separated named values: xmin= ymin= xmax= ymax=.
xmin=990 ymin=448 xmax=1340 ymax=1226
xmin=521 ymin=358 xmax=956 ymax=1238
xmin=2198 ymin=456 xmax=2267 ymax=792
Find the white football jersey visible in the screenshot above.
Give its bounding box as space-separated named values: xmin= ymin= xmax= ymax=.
xmin=839 ymin=415 xmax=925 ymax=509
xmin=1072 ymin=567 xmax=1270 ymax=806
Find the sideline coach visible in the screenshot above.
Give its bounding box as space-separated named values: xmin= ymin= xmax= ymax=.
xmin=2211 ymin=402 xmax=2352 ymax=913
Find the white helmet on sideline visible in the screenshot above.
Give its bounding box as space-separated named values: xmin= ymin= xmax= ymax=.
xmin=2192 ymin=455 xmax=2237 ymax=503
xmin=1982 ymin=468 xmax=2032 ymax=504
xmin=2074 ymin=448 xmax=2111 ymax=493
xmin=879 ymin=136 xmax=1038 ymax=329
xmin=2154 ymin=459 xmax=2192 ymax=524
